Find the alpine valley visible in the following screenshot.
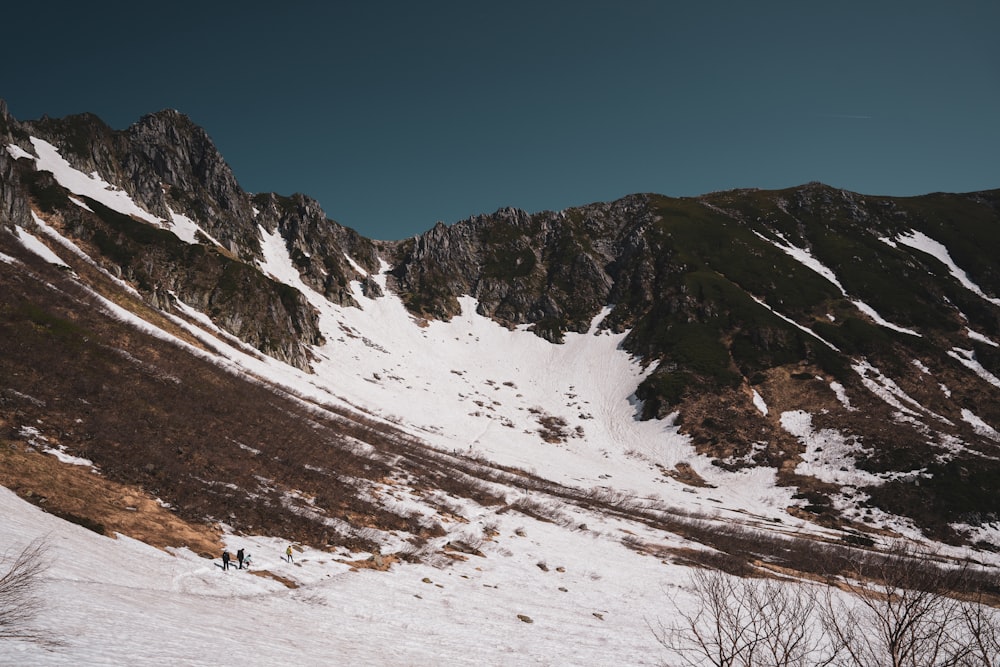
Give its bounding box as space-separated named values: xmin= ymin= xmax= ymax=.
xmin=1 ymin=102 xmax=1000 ymax=665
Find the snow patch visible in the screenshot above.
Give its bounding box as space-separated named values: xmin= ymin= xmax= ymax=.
xmin=967 ymin=328 xmax=999 ymax=348
xmin=829 ymin=381 xmax=854 ymax=411
xmin=165 ymin=206 xmax=223 ymax=247
xmin=894 ymin=230 xmax=1000 ymax=307
xmin=5 ymin=143 xmax=34 ymax=160
xmin=781 ymin=410 xmax=882 ymax=486
xmin=751 ymin=389 xmax=768 ymax=416
xmin=29 ymin=137 xmax=161 ymax=225
xmin=43 ymin=445 xmax=95 ymax=467
xmin=749 ymin=295 xmax=839 ymax=351
xmin=344 ymin=253 xmax=368 ymax=276
xmin=961 ymin=409 xmax=1000 ymax=442
xmin=948 ymin=348 xmax=1000 ymax=389
xmin=17 ymin=217 xmax=69 ymax=267
xmin=258 ymin=224 xmax=307 ymax=288
xmin=18 ymin=425 xmax=95 ymax=468
xmin=852 ymin=359 xmax=951 ymax=424
xmin=757 ymin=231 xmax=920 ymax=336
xmin=68 ymin=196 xmax=93 ymax=212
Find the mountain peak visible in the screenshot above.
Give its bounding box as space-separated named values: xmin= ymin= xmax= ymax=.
xmin=130 ymin=108 xmax=204 ymax=139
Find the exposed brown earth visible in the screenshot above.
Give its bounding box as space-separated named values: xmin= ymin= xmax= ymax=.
xmin=0 ymin=434 xmax=221 ymax=556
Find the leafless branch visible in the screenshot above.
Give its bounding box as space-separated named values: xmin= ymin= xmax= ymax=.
xmin=0 ymin=537 xmax=50 ymax=642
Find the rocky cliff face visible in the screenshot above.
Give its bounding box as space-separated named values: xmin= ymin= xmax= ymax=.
xmin=0 ymin=104 xmax=386 ymax=369
xmin=0 ymin=101 xmax=32 ymax=231
xmin=252 ymin=191 xmax=382 ymax=307
xmin=388 ymin=197 xmax=649 ymax=340
xmin=17 ymin=109 xmax=260 ymax=258
xmin=390 ymin=185 xmax=1000 ymax=410
xmin=385 ymin=183 xmax=1000 ymax=538
xmin=122 ymin=109 xmax=260 ymax=257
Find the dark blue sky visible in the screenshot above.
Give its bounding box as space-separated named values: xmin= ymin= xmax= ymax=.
xmin=3 ymin=1 xmax=998 ymax=240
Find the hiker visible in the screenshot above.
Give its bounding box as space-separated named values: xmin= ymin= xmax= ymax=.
xmin=222 ymin=550 xmax=231 ymax=571
xmin=237 ymin=548 xmax=245 ymax=570
xmin=286 ymin=545 xmax=294 ymax=563
xmin=243 ymin=553 xmax=252 ymax=569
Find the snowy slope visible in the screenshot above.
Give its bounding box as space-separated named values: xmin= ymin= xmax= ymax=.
xmin=257 ymin=225 xmax=800 ymax=525
xmin=0 ymin=483 xmax=688 ymax=665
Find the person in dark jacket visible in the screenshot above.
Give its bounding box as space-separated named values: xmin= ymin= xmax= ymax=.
xmin=222 ymin=550 xmax=231 ymax=571
xmin=237 ymin=548 xmax=245 ymax=569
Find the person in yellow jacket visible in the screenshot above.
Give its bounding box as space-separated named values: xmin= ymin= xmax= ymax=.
xmin=286 ymin=545 xmax=294 ymax=563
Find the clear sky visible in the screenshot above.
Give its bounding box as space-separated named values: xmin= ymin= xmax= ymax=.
xmin=2 ymin=1 xmax=998 ymax=240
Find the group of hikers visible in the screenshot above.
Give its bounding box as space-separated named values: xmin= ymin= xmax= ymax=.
xmin=220 ymin=545 xmax=295 ymax=570
xmin=220 ymin=547 xmax=250 ymax=571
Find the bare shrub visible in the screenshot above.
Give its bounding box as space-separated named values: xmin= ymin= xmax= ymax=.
xmin=657 ymin=541 xmax=1000 ymax=667
xmin=674 ymin=547 xmax=757 ymax=578
xmin=479 ymin=518 xmax=500 ymax=537
xmin=621 ymin=533 xmax=645 ymax=552
xmin=509 ymin=495 xmax=569 ymax=524
xmin=653 ymin=568 xmax=825 ymax=667
xmin=0 ymin=538 xmax=50 ymax=641
xmin=961 ymin=594 xmax=1000 ymax=665
xmin=818 ymin=542 xmax=989 ymax=667
xmin=536 ymin=413 xmax=569 ymax=443
xmin=583 ymin=486 xmax=642 ymax=512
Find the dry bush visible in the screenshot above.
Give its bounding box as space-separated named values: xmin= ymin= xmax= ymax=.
xmin=666 ymin=516 xmax=858 ymax=581
xmin=536 ymin=414 xmax=569 ymax=442
xmin=479 ymin=517 xmax=500 ymax=537
xmin=0 ymin=538 xmax=50 ymax=642
xmin=656 ymin=542 xmax=1000 ymax=667
xmin=583 ymin=486 xmax=643 ymax=513
xmin=392 ymin=540 xmax=427 ymax=564
xmin=447 ymin=528 xmax=486 ymax=556
xmin=653 ymin=568 xmax=825 ymax=667
xmin=961 ymin=595 xmax=1000 ymax=665
xmin=818 ymin=542 xmax=995 ymax=667
xmin=508 ymin=495 xmax=570 ymax=524
xmin=675 ymin=548 xmax=758 ymax=578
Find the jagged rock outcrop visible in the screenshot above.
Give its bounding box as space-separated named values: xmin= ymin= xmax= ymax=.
xmin=122 ymin=110 xmax=260 ymax=257
xmin=0 ymin=150 xmax=32 ymax=231
xmin=391 ymin=186 xmax=1000 ymax=400
xmin=0 ymin=102 xmax=388 ymax=369
xmin=17 ymin=109 xmax=260 ymax=260
xmin=388 ymin=198 xmax=647 ymax=340
xmin=252 ymin=191 xmax=381 ymax=307
xmin=0 ymin=101 xmax=33 ymax=231
xmin=387 ymin=184 xmax=1000 ymax=539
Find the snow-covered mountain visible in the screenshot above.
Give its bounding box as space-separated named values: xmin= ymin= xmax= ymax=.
xmin=1 ymin=102 xmax=999 ymax=664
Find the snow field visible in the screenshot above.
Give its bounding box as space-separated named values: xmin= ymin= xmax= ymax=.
xmin=0 ymin=486 xmax=691 ymax=665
